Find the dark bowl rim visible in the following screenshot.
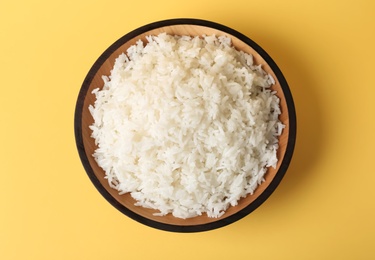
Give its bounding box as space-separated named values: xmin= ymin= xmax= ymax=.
xmin=74 ymin=18 xmax=297 ymax=233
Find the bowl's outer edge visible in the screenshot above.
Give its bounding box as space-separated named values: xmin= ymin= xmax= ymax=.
xmin=74 ymin=18 xmax=297 ymax=233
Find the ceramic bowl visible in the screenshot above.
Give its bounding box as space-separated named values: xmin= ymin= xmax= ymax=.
xmin=74 ymin=18 xmax=296 ymax=232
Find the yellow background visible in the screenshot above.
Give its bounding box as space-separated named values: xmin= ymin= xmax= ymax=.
xmin=1 ymin=0 xmax=374 ymax=259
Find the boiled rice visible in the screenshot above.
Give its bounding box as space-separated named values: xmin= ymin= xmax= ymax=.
xmin=89 ymin=33 xmax=284 ymax=219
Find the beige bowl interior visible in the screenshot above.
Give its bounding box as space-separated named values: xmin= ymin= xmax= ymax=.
xmin=80 ymin=24 xmax=290 ymax=227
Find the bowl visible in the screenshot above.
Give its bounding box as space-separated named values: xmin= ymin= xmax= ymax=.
xmin=74 ymin=18 xmax=296 ymax=232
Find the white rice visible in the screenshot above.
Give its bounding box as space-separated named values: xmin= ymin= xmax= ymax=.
xmin=89 ymin=33 xmax=284 ymax=219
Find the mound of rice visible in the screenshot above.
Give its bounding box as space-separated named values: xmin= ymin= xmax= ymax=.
xmin=89 ymin=33 xmax=284 ymax=219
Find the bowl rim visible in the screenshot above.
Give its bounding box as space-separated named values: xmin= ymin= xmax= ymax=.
xmin=74 ymin=18 xmax=296 ymax=233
